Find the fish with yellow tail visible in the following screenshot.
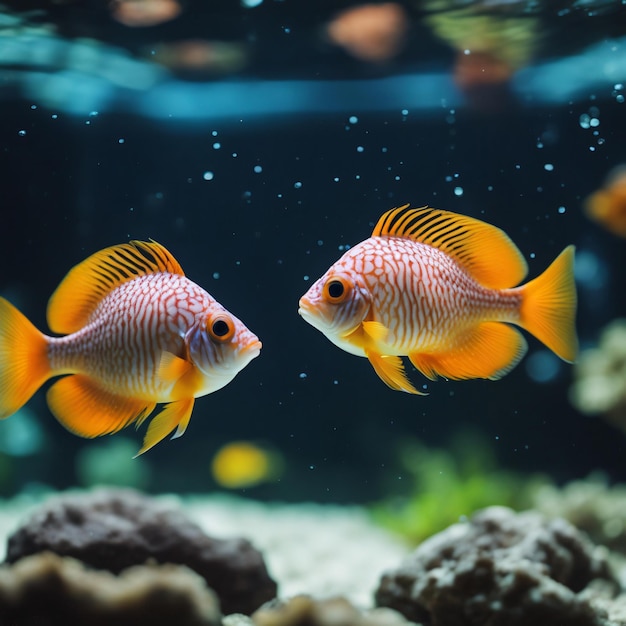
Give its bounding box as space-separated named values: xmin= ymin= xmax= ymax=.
xmin=0 ymin=241 xmax=261 ymax=455
xmin=299 ymin=205 xmax=578 ymax=393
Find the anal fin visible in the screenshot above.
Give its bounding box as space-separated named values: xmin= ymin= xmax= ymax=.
xmin=46 ymin=375 xmax=155 ymax=438
xmin=366 ymin=350 xmax=425 ymax=394
xmin=134 ymin=397 xmax=195 ymax=457
xmin=409 ymin=322 xmax=528 ymax=381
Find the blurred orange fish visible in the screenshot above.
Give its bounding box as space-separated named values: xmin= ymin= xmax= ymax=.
xmin=0 ymin=241 xmax=261 ymax=455
xmin=299 ymin=205 xmax=577 ymax=393
xmin=584 ymin=165 xmax=626 ymax=238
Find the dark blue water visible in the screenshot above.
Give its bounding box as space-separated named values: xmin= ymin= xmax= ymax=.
xmin=0 ymin=0 xmax=625 ymax=502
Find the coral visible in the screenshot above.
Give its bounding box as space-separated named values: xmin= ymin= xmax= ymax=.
xmin=375 ymin=506 xmax=619 ymax=626
xmin=570 ymin=319 xmax=626 ymax=427
xmin=5 ymin=487 xmax=277 ymax=615
xmin=225 ymin=595 xmax=421 ymax=626
xmin=0 ymin=551 xmax=221 ymax=626
xmin=532 ymin=474 xmax=626 ymax=555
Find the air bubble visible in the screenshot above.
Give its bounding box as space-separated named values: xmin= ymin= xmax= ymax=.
xmin=203 ymin=171 xmax=214 ymax=180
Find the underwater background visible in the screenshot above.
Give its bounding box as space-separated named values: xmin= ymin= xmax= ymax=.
xmin=0 ymin=0 xmax=625 ymax=518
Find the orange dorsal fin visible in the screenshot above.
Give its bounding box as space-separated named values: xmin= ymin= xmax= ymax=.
xmin=409 ymin=322 xmax=528 ymax=381
xmin=47 ymin=240 xmax=184 ymax=334
xmin=46 ymin=374 xmax=155 ymax=438
xmin=372 ymin=205 xmax=528 ymax=289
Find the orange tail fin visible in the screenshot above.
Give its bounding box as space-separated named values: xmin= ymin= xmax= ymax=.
xmin=0 ymin=297 xmax=51 ymax=418
xmin=518 ymin=246 xmax=578 ymax=363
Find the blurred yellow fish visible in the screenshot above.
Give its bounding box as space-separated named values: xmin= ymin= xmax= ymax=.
xmin=0 ymin=241 xmax=261 ymax=455
xmin=211 ymin=440 xmax=283 ymax=489
xmin=299 ymin=205 xmax=577 ymax=393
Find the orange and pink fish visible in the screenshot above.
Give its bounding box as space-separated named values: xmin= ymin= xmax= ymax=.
xmin=299 ymin=204 xmax=578 ymax=393
xmin=0 ymin=241 xmax=261 ymax=455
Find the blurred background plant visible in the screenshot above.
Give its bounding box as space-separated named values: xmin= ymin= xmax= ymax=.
xmin=369 ymin=430 xmax=549 ymax=545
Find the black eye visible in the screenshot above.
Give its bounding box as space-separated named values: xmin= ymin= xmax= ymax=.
xmin=322 ymin=276 xmax=352 ymax=303
xmin=207 ymin=314 xmax=235 ymax=342
xmin=327 ymin=280 xmax=344 ymax=299
xmin=212 ymin=319 xmax=230 ymax=337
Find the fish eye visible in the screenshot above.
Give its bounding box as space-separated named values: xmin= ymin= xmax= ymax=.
xmin=207 ymin=314 xmax=235 ymax=342
xmin=323 ymin=276 xmax=351 ymax=303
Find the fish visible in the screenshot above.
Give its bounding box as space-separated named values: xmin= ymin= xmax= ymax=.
xmin=583 ymin=164 xmax=626 ymax=238
xmin=0 ymin=241 xmax=261 ymax=455
xmin=298 ymin=204 xmax=578 ymax=394
xmin=211 ymin=440 xmax=283 ymax=489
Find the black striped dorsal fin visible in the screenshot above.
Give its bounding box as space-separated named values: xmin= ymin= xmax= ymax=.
xmin=371 ymin=204 xmax=528 ymax=289
xmin=47 ymin=240 xmax=184 ymax=334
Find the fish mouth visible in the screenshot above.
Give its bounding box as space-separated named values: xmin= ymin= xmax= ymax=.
xmin=298 ymin=300 xmax=329 ymax=333
xmin=298 ymin=295 xmax=315 ymax=317
xmin=244 ymin=339 xmax=262 ymax=357
xmin=298 ymin=300 xmax=315 ymax=324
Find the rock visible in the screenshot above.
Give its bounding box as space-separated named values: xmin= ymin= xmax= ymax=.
xmin=5 ymin=488 xmax=277 ymax=615
xmin=375 ymin=506 xmax=619 ymax=626
xmin=0 ymin=551 xmax=221 ymax=626
xmin=250 ymin=595 xmax=422 ymax=626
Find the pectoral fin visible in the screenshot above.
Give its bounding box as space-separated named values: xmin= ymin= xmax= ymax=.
xmin=366 ymin=350 xmax=424 ymax=394
xmin=134 ymin=397 xmax=195 ymax=457
xmin=362 ymin=320 xmax=390 ymax=342
xmin=157 ymin=351 xmax=192 ymax=384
